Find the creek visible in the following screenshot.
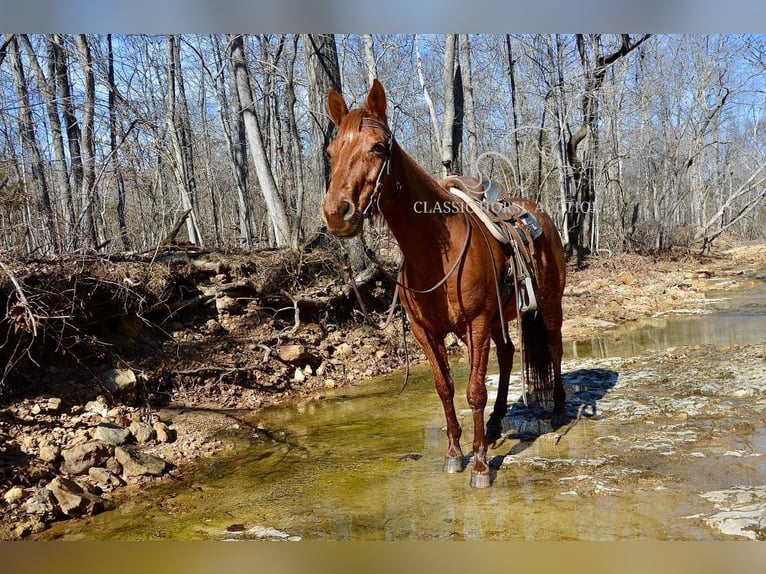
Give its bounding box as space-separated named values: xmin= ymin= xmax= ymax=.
xmin=38 ymin=272 xmax=766 ymax=540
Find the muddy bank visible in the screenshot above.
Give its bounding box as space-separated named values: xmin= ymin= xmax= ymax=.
xmin=1 ymin=241 xmax=764 ymax=539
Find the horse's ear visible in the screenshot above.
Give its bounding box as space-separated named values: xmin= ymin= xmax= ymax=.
xmin=328 ymin=88 xmax=348 ymax=127
xmin=366 ymin=79 xmax=387 ymax=121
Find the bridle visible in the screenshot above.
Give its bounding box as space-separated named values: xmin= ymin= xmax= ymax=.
xmin=360 ymin=116 xmax=398 ymax=218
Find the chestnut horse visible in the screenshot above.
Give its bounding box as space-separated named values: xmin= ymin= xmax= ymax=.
xmin=322 ymin=80 xmax=566 ymax=488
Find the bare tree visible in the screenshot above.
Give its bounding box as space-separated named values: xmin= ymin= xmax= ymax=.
xmin=303 ymin=33 xmax=342 ymax=192
xmin=166 ymin=35 xmax=202 ymax=245
xmin=565 ymin=34 xmax=650 ymax=263
xmin=229 ymin=34 xmax=291 ymax=247
xmin=6 ymin=35 xmax=60 ymax=253
xmin=459 ymin=34 xmax=478 ymax=175
xmin=440 ymin=34 xmax=463 ymax=175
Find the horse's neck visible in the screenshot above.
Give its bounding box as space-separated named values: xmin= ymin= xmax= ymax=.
xmin=382 ymin=146 xmax=457 ymax=253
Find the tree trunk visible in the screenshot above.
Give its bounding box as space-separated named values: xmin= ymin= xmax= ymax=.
xmin=459 ymin=34 xmax=478 ymax=176
xmin=414 ymin=35 xmax=442 ymax=154
xmin=51 ymin=34 xmax=83 ymax=243
xmin=363 ymin=34 xmax=377 ymax=86
xmin=229 ymin=34 xmax=291 ymax=247
xmin=286 ymin=35 xmax=306 ymax=248
xmin=75 ymin=34 xmax=98 ymax=248
xmin=18 ymin=35 xmax=73 ymax=241
xmin=565 ymin=34 xmax=651 ymax=263
xmin=441 ymin=34 xmax=463 ymax=176
xmin=303 ymin=34 xmax=342 ymax=191
xmin=505 ymin=35 xmax=523 ymax=192
xmin=209 ymin=35 xmax=252 ymax=247
xmin=166 ymin=35 xmax=202 ymax=245
xmin=107 ymin=34 xmax=131 ymax=251
xmin=7 ymin=35 xmax=60 ymax=253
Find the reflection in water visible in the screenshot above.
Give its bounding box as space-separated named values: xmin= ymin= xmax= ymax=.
xmin=569 ymin=284 xmax=766 ymax=359
xmin=37 ymin=275 xmax=766 ymax=541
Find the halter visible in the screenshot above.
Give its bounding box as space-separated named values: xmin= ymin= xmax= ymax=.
xmin=360 ymin=116 xmax=398 ymax=218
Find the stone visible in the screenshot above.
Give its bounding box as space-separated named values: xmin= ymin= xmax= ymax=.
xmin=129 ymin=421 xmax=156 ymax=443
xmin=115 ymin=446 xmax=168 ymax=477
xmin=292 ymin=368 xmax=306 ymax=384
xmin=153 ymin=421 xmax=176 ymax=444
xmin=92 ymin=422 xmax=131 ymax=446
xmin=88 ymin=467 xmax=125 ymax=491
xmin=46 ymin=397 xmax=62 ymax=412
xmin=84 ymin=396 xmax=108 ymax=415
xmin=216 ymin=295 xmax=240 ymax=314
xmin=61 ymin=440 xmax=114 ymax=475
xmin=100 ymin=369 xmax=137 ymax=394
xmin=278 ymin=344 xmax=311 ymax=363
xmin=4 ymin=486 xmax=25 ymax=505
xmin=333 ymin=342 xmax=352 ymax=358
xmin=21 ymin=488 xmax=59 ymax=521
xmin=105 ymin=457 xmax=123 ymax=476
xmin=324 ymin=379 xmax=336 ymax=389
xmin=48 ymin=476 xmax=104 ymax=516
xmin=38 ymin=441 xmax=61 ymax=463
xmin=617 ymin=270 xmax=638 ymax=286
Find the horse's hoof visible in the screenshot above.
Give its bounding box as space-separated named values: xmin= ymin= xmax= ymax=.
xmin=470 ymin=470 xmax=492 ymax=488
xmin=443 ymin=456 xmax=465 ymax=473
xmin=486 ymin=424 xmax=501 ymax=444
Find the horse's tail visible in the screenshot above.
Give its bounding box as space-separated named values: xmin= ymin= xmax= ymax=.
xmin=519 ymin=310 xmax=556 ymax=410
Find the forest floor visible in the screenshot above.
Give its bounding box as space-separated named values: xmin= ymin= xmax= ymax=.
xmin=1 ymin=238 xmax=764 ymax=539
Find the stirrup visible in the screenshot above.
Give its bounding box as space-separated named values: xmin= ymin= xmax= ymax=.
xmin=518 ymin=275 xmax=538 ymax=312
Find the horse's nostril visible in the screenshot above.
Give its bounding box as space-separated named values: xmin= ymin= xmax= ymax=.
xmin=341 ymin=200 xmax=356 ymax=221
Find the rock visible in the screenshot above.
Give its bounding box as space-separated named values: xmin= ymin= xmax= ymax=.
xmin=324 ymin=379 xmax=336 ymax=389
xmin=21 ymin=488 xmax=59 ymax=521
xmin=153 ymin=422 xmax=176 ymax=444
xmin=115 ymin=446 xmax=168 ymax=477
xmin=48 ymin=476 xmax=104 ymax=517
xmin=4 ymin=486 xmax=25 ymax=505
xmin=101 ymin=369 xmax=137 ymax=394
xmin=88 ymin=467 xmax=125 ymax=491
xmin=292 ymin=368 xmax=306 ymax=384
xmin=92 ymin=422 xmax=131 ymax=446
xmin=61 ymin=440 xmax=114 ymax=475
xmin=105 ymin=457 xmax=123 ymax=476
xmin=216 ymin=295 xmax=240 ymax=314
xmin=129 ymin=421 xmax=156 ymax=443
xmin=333 ymin=342 xmax=352 ymax=358
xmin=46 ymin=397 xmax=62 ymax=412
xmin=84 ymin=396 xmax=109 ymax=416
xmin=278 ymin=344 xmax=311 ymax=363
xmin=617 ymin=270 xmax=638 ymax=285
xmin=38 ymin=441 xmax=61 ymax=463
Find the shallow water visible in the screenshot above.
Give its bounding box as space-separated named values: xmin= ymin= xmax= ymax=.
xmin=40 ymin=274 xmax=766 ymax=540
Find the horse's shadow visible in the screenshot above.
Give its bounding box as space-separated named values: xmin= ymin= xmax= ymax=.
xmin=487 ymin=368 xmax=619 ymax=469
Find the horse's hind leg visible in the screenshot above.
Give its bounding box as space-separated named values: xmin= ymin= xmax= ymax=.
xmin=409 ymin=322 xmax=464 ymax=473
xmin=542 ymin=302 xmax=567 ymax=424
xmin=486 ymin=323 xmax=514 ymax=443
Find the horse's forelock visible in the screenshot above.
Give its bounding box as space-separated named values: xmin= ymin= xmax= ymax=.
xmin=338 ymin=109 xmax=365 ymax=143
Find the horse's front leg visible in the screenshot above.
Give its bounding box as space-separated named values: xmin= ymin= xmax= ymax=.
xmin=466 ymin=325 xmax=493 ymax=488
xmin=409 ymin=322 xmax=464 ymax=473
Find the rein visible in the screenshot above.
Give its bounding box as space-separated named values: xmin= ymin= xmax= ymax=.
xmin=359 ymin=116 xmax=473 ymax=296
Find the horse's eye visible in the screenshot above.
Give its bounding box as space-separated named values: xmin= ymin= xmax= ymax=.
xmin=371 ymin=142 xmax=387 ymax=155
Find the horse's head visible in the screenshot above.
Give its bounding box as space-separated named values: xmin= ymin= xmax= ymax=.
xmin=322 ymin=79 xmax=392 ymax=239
